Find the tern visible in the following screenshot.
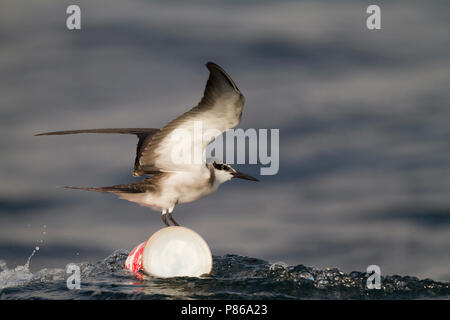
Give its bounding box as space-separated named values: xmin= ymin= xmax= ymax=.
xmin=36 ymin=62 xmax=258 ymax=226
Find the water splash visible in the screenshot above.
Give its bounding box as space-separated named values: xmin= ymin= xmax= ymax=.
xmin=0 ymin=260 xmax=33 ymax=290
xmin=0 ymin=252 xmax=449 ymax=299
xmin=24 ymin=246 xmax=39 ymax=270
xmin=0 ymin=225 xmax=49 ymax=290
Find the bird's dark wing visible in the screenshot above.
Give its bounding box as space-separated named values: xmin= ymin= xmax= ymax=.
xmin=35 ymin=63 xmax=245 ymax=176
xmin=35 ymin=128 xmax=159 ymax=136
xmin=35 ymin=128 xmax=160 ymax=176
xmin=137 ymin=62 xmax=245 ymax=174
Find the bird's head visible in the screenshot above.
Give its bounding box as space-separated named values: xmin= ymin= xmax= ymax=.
xmin=209 ymin=160 xmax=259 ymax=184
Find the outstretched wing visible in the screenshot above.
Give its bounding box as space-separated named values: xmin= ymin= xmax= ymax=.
xmin=136 ymin=62 xmax=245 ymax=174
xmin=35 ymin=128 xmax=160 ymax=176
xmin=35 ymin=62 xmax=245 ymax=176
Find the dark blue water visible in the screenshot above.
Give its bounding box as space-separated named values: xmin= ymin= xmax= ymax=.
xmin=1 ymin=251 xmax=449 ymax=299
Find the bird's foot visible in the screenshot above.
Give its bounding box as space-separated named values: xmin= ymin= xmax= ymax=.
xmin=168 ymin=212 xmax=180 ymax=226
xmin=161 ymin=213 xmax=170 ymax=227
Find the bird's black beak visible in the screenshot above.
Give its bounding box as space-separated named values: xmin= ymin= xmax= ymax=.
xmin=232 ymin=171 xmax=259 ymax=181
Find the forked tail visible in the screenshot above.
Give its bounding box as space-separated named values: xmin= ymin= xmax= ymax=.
xmin=63 ymin=176 xmax=159 ymax=194
xmin=64 ymin=186 xmax=115 ymax=193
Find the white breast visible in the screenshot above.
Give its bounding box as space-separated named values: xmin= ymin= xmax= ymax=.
xmin=130 ymin=168 xmax=215 ymax=211
xmin=139 ymin=167 xmax=210 ymax=207
xmin=164 ymin=170 xmax=214 ymax=204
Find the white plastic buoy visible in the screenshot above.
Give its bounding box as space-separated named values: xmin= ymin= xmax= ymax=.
xmin=140 ymin=226 xmax=212 ymax=278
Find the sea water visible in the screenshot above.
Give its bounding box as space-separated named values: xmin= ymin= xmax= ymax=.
xmin=1 ymin=250 xmax=449 ymax=299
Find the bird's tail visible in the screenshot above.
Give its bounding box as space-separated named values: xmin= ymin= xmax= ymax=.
xmin=63 ymin=186 xmax=119 ymax=193
xmin=63 ymin=177 xmax=156 ymax=194
xmin=64 ymin=183 xmax=156 ymax=208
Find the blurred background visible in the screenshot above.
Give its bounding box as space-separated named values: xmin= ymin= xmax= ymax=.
xmin=1 ymin=0 xmax=449 ymax=281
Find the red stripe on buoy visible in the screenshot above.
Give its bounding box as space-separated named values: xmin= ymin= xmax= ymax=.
xmin=124 ymin=241 xmax=147 ymax=276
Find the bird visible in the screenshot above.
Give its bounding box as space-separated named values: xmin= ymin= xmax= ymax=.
xmin=36 ymin=62 xmax=258 ymax=226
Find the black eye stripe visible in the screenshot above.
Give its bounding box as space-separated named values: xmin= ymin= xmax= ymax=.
xmin=212 ymin=162 xmax=232 ymax=171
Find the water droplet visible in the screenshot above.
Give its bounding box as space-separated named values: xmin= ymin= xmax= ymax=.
xmin=35 ymin=246 xmax=40 ymax=251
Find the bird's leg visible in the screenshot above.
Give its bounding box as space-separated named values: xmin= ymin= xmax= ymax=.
xmin=161 ymin=209 xmax=169 ymax=227
xmin=167 ymin=207 xmax=179 ymax=226
xmin=168 ymin=215 xmax=179 ymax=226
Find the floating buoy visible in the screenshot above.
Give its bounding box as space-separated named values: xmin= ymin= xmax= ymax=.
xmin=125 ymin=226 xmax=212 ymax=278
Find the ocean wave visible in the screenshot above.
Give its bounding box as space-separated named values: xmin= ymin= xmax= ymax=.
xmin=1 ymin=250 xmax=449 ymax=299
